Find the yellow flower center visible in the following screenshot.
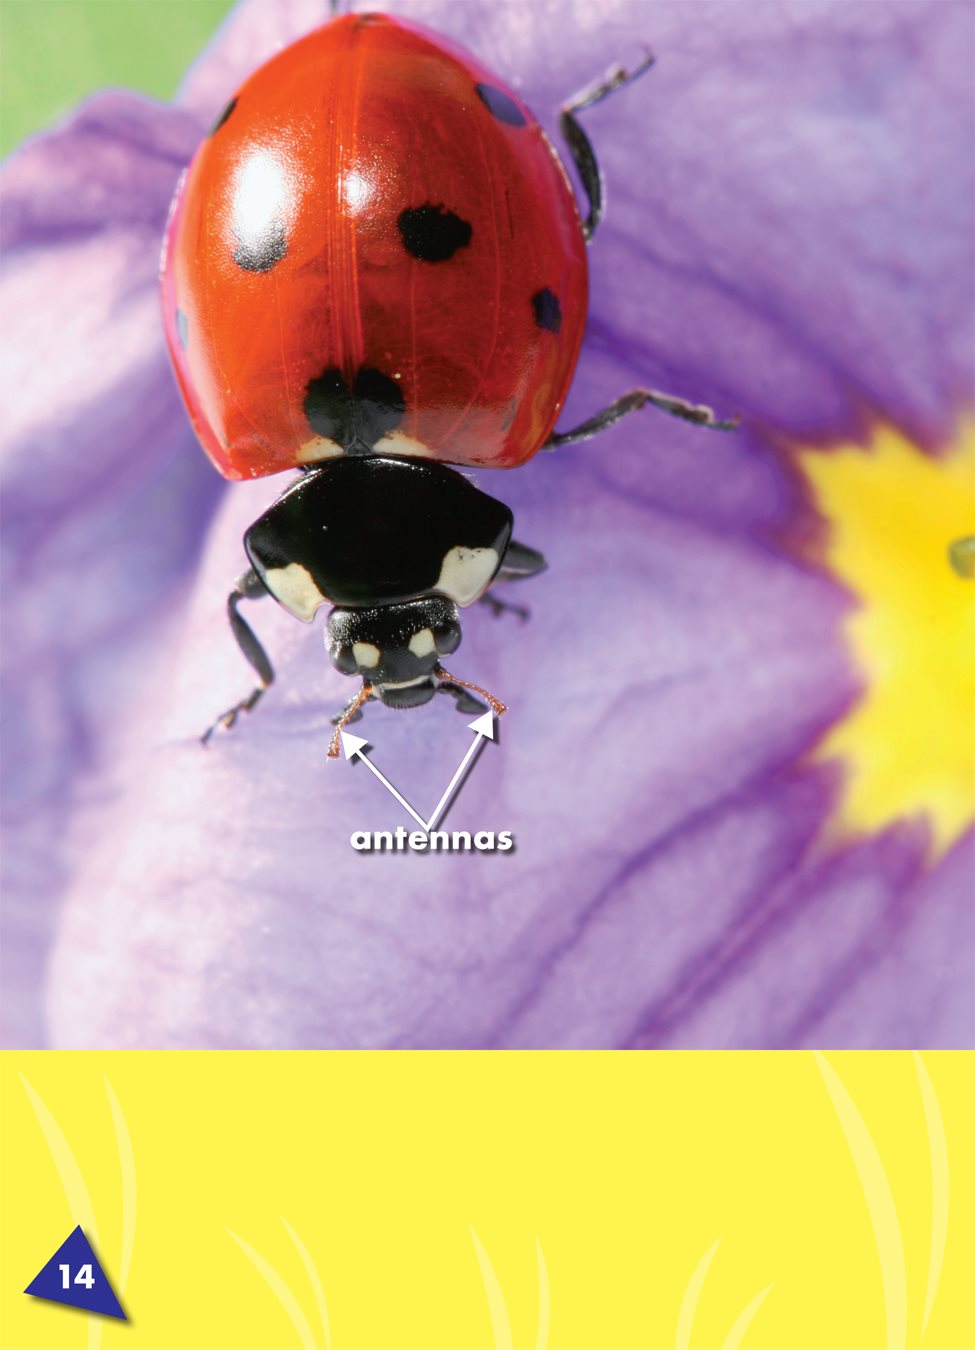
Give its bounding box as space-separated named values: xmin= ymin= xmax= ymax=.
xmin=798 ymin=422 xmax=975 ymax=861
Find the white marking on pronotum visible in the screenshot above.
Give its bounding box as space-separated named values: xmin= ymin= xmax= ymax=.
xmin=263 ymin=562 xmax=327 ymax=622
xmin=380 ymin=675 xmax=429 ymax=690
xmin=408 ymin=627 xmax=436 ymax=657
xmin=373 ymin=430 xmax=435 ymax=458
xmin=435 ymin=546 xmax=499 ymax=606
xmin=352 ymin=641 xmax=381 ymax=668
xmin=296 ymin=434 xmax=344 ymax=463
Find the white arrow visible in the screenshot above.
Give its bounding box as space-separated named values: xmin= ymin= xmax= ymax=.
xmin=341 ymin=711 xmax=497 ymax=832
xmin=340 ymin=731 xmax=428 ymax=830
xmin=424 ymin=711 xmax=495 ymax=831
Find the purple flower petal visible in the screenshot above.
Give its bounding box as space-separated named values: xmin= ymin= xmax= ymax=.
xmin=1 ymin=93 xmax=221 ymax=1044
xmin=3 ymin=1 xmax=972 ymax=1048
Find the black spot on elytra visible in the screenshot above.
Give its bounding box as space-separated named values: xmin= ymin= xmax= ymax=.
xmin=232 ymin=218 xmax=287 ymax=273
xmin=397 ymin=205 xmax=472 ymax=263
xmin=475 ymin=83 xmax=526 ymax=127
xmin=532 ymin=287 xmax=562 ymax=334
xmin=304 ymin=366 xmax=405 ymax=452
xmin=175 ymin=308 xmax=189 ymax=350
xmin=208 ymin=97 xmax=237 ymax=137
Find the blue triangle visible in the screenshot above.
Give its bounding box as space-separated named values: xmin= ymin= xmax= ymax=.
xmin=24 ymin=1226 xmax=126 ymax=1320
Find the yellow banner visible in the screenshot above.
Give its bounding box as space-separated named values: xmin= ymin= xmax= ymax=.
xmin=1 ymin=1052 xmax=971 ymax=1349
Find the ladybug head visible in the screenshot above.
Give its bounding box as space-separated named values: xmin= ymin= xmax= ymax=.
xmin=326 ymin=595 xmax=461 ymax=705
xmin=323 ymin=593 xmax=507 ymax=757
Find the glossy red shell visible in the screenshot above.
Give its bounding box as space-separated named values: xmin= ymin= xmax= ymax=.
xmin=161 ymin=12 xmax=588 ymax=481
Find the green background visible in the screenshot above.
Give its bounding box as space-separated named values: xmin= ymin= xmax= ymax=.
xmin=0 ymin=0 xmax=236 ymax=157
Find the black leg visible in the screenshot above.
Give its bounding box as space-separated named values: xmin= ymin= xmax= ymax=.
xmin=495 ymin=540 xmax=547 ymax=582
xmin=201 ymin=568 xmax=275 ymax=745
xmin=479 ymin=593 xmax=530 ymax=622
xmin=560 ymin=51 xmax=655 ymax=241
xmin=544 ymin=388 xmax=737 ymax=450
xmin=558 ymin=56 xmax=736 ymax=445
xmin=437 ymin=681 xmax=488 ymax=716
xmin=478 ymin=540 xmax=548 ymax=621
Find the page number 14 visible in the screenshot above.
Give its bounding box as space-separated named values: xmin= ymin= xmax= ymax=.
xmin=59 ymin=1263 xmax=95 ymax=1290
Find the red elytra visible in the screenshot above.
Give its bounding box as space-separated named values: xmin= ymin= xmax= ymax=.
xmin=162 ymin=11 xmax=588 ymax=481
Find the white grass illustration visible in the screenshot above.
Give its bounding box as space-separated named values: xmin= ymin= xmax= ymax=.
xmin=103 ymin=1077 xmax=136 ymax=1298
xmin=20 ymin=1075 xmax=136 ymax=1350
xmin=471 ymin=1227 xmax=515 ymax=1350
xmin=17 ymin=1055 xmax=954 ymax=1349
xmin=914 ymin=1053 xmax=949 ymax=1337
xmin=816 ymin=1051 xmax=951 ymax=1349
xmin=676 ymin=1236 xmax=772 ymax=1350
xmin=675 ymin=1237 xmax=721 ymax=1350
xmin=228 ymin=1218 xmax=332 ymax=1350
xmin=282 ymin=1216 xmax=332 ymax=1350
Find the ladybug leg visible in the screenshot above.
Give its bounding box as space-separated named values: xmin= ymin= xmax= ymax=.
xmin=201 ymin=568 xmax=275 ymax=745
xmin=560 ymin=50 xmax=656 ymax=241
xmin=496 ymin=540 xmax=547 ymax=582
xmin=479 ymin=541 xmax=548 ymax=621
xmin=544 ymin=389 xmax=737 ymax=449
xmin=479 ymin=593 xmax=530 ymax=621
xmin=437 ymin=681 xmax=489 ymax=716
xmin=559 ymin=59 xmax=737 ymax=437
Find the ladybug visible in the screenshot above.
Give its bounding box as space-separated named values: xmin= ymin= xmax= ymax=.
xmin=162 ymin=11 xmax=730 ymax=756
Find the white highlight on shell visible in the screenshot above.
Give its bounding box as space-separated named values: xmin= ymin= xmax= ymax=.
xmin=343 ymin=169 xmax=372 ymax=212
xmin=435 ymin=546 xmax=499 ymax=606
xmin=408 ymin=628 xmax=436 ymax=657
xmin=233 ymin=151 xmax=289 ymax=240
xmin=380 ymin=675 xmax=429 ymax=690
xmin=263 ymin=562 xmax=327 ymax=622
xmin=296 ymin=435 xmax=344 ymax=463
xmin=352 ymin=642 xmax=381 ymax=668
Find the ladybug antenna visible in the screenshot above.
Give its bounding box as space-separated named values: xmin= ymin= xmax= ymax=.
xmin=327 ymin=682 xmax=374 ymax=759
xmin=434 ymin=666 xmax=508 ymax=717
